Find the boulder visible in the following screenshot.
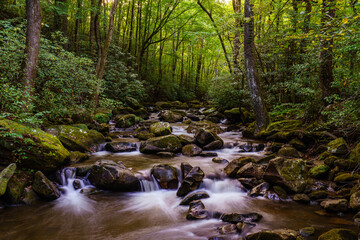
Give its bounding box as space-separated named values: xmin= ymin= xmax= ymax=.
xmin=149 ymin=122 xmax=172 ymax=136
xmin=186 ymin=113 xmax=201 ymax=121
xmin=277 ymin=146 xmax=301 ymax=158
xmin=212 ymin=158 xmax=229 ymax=164
xmin=224 ymin=108 xmax=244 ymax=124
xmin=318 ymin=228 xmax=357 ymax=240
xmin=88 ymin=160 xmax=140 ymax=192
xmin=248 ymin=182 xmax=270 ymax=197
xmin=112 ymin=107 xmax=135 ymax=116
xmin=181 ymin=162 xmax=193 ymax=179
xmin=334 ymin=173 xmax=360 ymax=183
xmin=309 ymin=165 xmax=330 ymax=179
xmin=47 ymin=125 xmax=105 ymax=153
xmin=349 ymin=192 xmax=360 ymax=211
xmin=0 ymin=120 xmax=70 ymax=173
xmin=186 ymin=120 xmax=223 ymax=134
xmin=320 ymin=199 xmax=348 ymax=212
xmin=349 ymin=142 xmax=360 ymax=162
xmin=140 ymin=135 xmax=182 ymax=154
xmin=195 ymin=129 xmax=223 ymax=149
xmin=263 ymin=157 xmax=309 ymax=193
xmin=135 ymin=131 xmax=155 ymax=140
xmin=238 ymin=178 xmax=263 ymax=190
xmin=0 ymin=163 xmax=16 ymax=196
xmin=291 ymin=194 xmax=310 ymax=204
xmin=328 ymin=138 xmax=349 ymax=156
xmin=125 ymin=96 xmax=142 ymax=110
xmin=289 ymin=138 xmax=306 ymax=151
xmin=177 ymin=167 xmax=205 ymax=197
xmin=217 ymin=224 xmax=238 ymax=235
xmin=236 ymin=162 xmax=263 ymax=179
xmin=151 ymin=164 xmax=178 ymax=189
xmin=155 ymin=101 xmax=172 ymax=110
xmin=178 ymin=134 xmax=195 ymax=146
xmin=69 ymin=151 xmax=90 ymax=164
xmin=221 ymin=212 xmax=262 ymax=223
xmin=203 ymin=140 xmax=224 ymax=151
xmin=180 ymin=191 xmax=210 ymax=205
xmin=159 ymin=110 xmax=183 ymax=123
xmin=299 ymin=227 xmax=315 ymax=237
xmin=22 ymin=187 xmax=40 ymax=205
xmin=115 ymin=114 xmax=140 ymax=128
xmin=4 ymin=169 xmax=32 ymax=204
xmin=94 ymin=113 xmax=110 ymax=124
xmin=205 ymin=112 xmax=224 ymax=123
xmin=246 ymin=229 xmax=299 ymax=240
xmin=186 ymin=200 xmax=209 ymax=220
xmin=134 ymin=108 xmax=149 ymax=119
xmin=105 ymin=142 xmax=137 ymax=153
xmin=224 ymin=157 xmax=255 ymax=178
xmin=182 ymin=144 xmax=202 ymax=156
xmin=32 ymin=171 xmax=61 ymax=201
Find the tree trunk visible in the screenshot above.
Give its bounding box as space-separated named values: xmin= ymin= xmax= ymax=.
xmin=195 ymin=38 xmax=203 ymax=98
xmin=90 ymin=0 xmax=96 ymax=55
xmin=319 ymin=0 xmax=335 ymax=99
xmin=128 ymin=0 xmax=135 ymax=53
xmin=244 ymin=0 xmax=269 ymax=132
xmin=23 ymin=0 xmax=41 ymax=110
xmin=232 ymin=0 xmax=241 ymax=81
xmin=94 ymin=0 xmax=120 ymax=107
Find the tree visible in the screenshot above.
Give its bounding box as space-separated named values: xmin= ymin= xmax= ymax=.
xmin=244 ymin=0 xmax=269 ymax=132
xmin=23 ymin=0 xmax=41 ymax=110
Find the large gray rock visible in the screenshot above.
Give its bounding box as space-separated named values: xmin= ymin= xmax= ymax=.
xmin=195 ymin=129 xmax=223 ymax=149
xmin=0 ymin=163 xmax=16 ymax=196
xmin=149 ymin=122 xmax=172 ymax=136
xmin=32 ymin=171 xmax=61 ymax=201
xmin=224 ymin=157 xmax=255 ymax=178
xmin=88 ymin=160 xmax=140 ymax=192
xmin=151 ymin=164 xmax=178 ymax=189
xmin=140 ymin=135 xmax=182 ymax=154
xmin=177 ymin=167 xmax=204 ymax=197
xmin=263 ymin=157 xmax=309 ymax=193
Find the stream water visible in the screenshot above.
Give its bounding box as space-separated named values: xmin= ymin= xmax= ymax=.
xmin=0 ymin=123 xmax=357 ymax=240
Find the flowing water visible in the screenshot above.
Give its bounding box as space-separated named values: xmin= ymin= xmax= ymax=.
xmin=0 ymin=124 xmax=358 ymax=240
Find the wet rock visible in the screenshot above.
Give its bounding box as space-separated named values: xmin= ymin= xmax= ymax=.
xmin=299 ymin=227 xmax=315 ymax=237
xmin=186 ymin=120 xmax=223 ymax=134
xmin=178 ymin=134 xmax=195 ymax=146
xmin=88 ymin=160 xmax=140 ymax=192
xmin=195 ymin=129 xmax=224 ymax=149
xmin=239 ymin=143 xmax=253 ymax=152
xmin=309 ymin=165 xmax=329 ymax=179
xmin=327 ymin=138 xmax=349 ymax=156
xmin=156 ymin=152 xmax=175 ymax=157
xmin=186 ymin=113 xmax=200 ymax=121
xmin=263 ymin=157 xmax=309 ymax=193
xmin=22 ymin=187 xmax=40 ymax=205
xmin=48 ymin=125 xmax=105 ymax=152
xmin=105 ymin=142 xmax=137 ymax=153
xmin=221 ymin=212 xmax=262 ymax=223
xmin=203 ymin=140 xmax=224 ymax=151
xmin=308 ymin=190 xmax=329 ymax=200
xmin=246 ymin=229 xmax=299 ymax=240
xmin=291 ymin=194 xmax=310 ymax=204
xmin=248 ymin=182 xmax=270 ymax=197
xmin=69 ymin=151 xmax=90 ymax=164
xmin=33 ymin=171 xmax=61 ymax=201
xmin=256 ymin=154 xmax=277 ymax=165
xmin=149 ymin=122 xmax=172 ymax=136
xmin=349 ymin=192 xmax=360 ymax=211
xmin=212 ymin=158 xmax=229 ymax=164
xmin=159 ymin=110 xmax=183 ymax=123
xmin=318 ymin=228 xmax=357 ymax=240
xmin=320 ymin=199 xmax=348 ymax=212
xmin=224 ymin=157 xmax=255 ymax=178
xmin=181 ymin=162 xmax=193 ymax=179
xmin=151 ymin=164 xmax=178 ymax=189
xmin=186 ymin=200 xmax=209 ymax=220
xmin=217 ymin=224 xmax=238 ymax=235
xmin=115 ymin=114 xmax=140 ymax=128
xmin=177 ymin=167 xmax=205 ymax=197
xmin=4 ymin=170 xmax=32 ymax=204
xmin=277 ymin=146 xmax=301 ymax=158
xmin=140 ymin=135 xmax=182 ymax=154
xmin=273 ymin=185 xmax=288 ymax=199
xmin=236 ymin=163 xmax=262 ymax=179
xmin=289 ymin=138 xmax=306 ymax=151
xmin=0 ymin=120 xmax=70 ymax=173
xmin=182 ymin=144 xmax=203 ymax=156
xmin=253 ymin=143 xmax=265 ymax=152
xmin=0 ymin=163 xmax=16 ymax=196
xmin=224 ymin=108 xmax=244 ymax=124
xmin=180 ymin=191 xmax=210 ymax=205
xmin=76 ymin=165 xmax=92 ymax=176
xmin=238 ymin=178 xmax=263 ymax=190
xmin=73 ymin=179 xmax=82 ymax=190
xmin=199 ymin=152 xmax=218 ymax=157
xmin=334 ymin=173 xmax=360 ymax=183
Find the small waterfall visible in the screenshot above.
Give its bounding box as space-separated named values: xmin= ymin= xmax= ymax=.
xmin=55 ymin=167 xmax=95 ymax=214
xmin=139 ymin=174 xmax=161 ymax=192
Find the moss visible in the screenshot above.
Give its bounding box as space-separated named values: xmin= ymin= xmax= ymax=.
xmin=267 ymin=120 xmax=303 ymax=131
xmin=140 ymin=135 xmax=182 ymax=153
xmin=309 ymin=165 xmax=329 ymax=179
xmin=280 ymin=159 xmax=308 ymax=182
xmin=318 ymin=228 xmax=357 ymax=240
xmin=150 ymin=122 xmax=172 ymax=136
xmin=4 ymin=169 xmax=33 ymax=204
xmin=327 ymin=138 xmax=348 ymax=156
xmin=71 ymin=124 xmax=89 ymax=130
xmin=0 ymin=119 xmax=70 ymax=172
xmin=135 ymin=131 xmax=155 ymax=140
xmin=94 ymin=113 xmax=110 ymax=124
xmin=115 ymin=114 xmax=139 ymax=128
xmin=0 ymin=163 xmax=16 ymax=196
xmin=349 ymin=142 xmax=360 ymax=162
xmin=334 ymin=173 xmax=360 ymax=182
xmin=186 ymin=120 xmax=223 ymax=134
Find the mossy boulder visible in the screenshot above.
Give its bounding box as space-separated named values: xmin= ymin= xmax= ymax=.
xmin=112 ymin=107 xmax=135 ymax=116
xmin=309 ymin=165 xmax=330 ymax=179
xmin=69 ymin=151 xmax=90 ymax=164
xmin=125 ymin=96 xmax=142 ymax=110
xmin=289 ymin=138 xmax=306 ymax=151
xmin=134 ymin=108 xmax=149 ymax=119
xmin=47 ymin=125 xmax=105 ymax=153
xmin=182 ymin=144 xmax=202 ymax=156
xmin=263 ymin=157 xmax=309 ymax=193
xmin=114 ymin=114 xmax=140 ymax=128
xmin=159 ymin=110 xmax=183 ymax=123
xmin=0 ymin=163 xmax=16 ymax=196
xmin=186 ymin=120 xmax=223 ymax=134
xmin=195 ymin=129 xmax=224 ymax=149
xmin=140 ymin=135 xmax=182 ymax=154
xmin=320 ymin=199 xmax=348 ymax=212
xmin=155 ymin=101 xmax=172 ymax=110
xmin=328 ymin=138 xmax=349 ymax=156
xmin=88 ymin=160 xmax=140 ymax=192
xmin=0 ymin=119 xmax=70 ymax=173
xmin=150 ymin=122 xmax=172 ymax=136
xmin=318 ymin=228 xmax=357 ymax=240
xmin=134 ymin=131 xmax=155 ymax=140
xmin=334 ymin=173 xmax=360 ymax=183
xmin=32 ymin=171 xmax=60 ymax=201
xmin=246 ymin=229 xmax=299 ymax=240
xmin=349 ymin=142 xmax=360 ymax=162
xmin=349 ymin=192 xmax=360 ymax=211
xmin=4 ymin=169 xmax=33 ymax=204
xmin=94 ymin=113 xmax=110 ymax=124
xmin=278 ymin=146 xmax=302 ymax=158
xmin=267 ymin=120 xmax=303 ymax=132
xmin=178 ymin=134 xmax=195 ymax=146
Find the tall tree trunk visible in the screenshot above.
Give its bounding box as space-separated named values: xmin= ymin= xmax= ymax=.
xmin=94 ymin=0 xmax=120 ymax=107
xmin=244 ymin=0 xmax=269 ymax=132
xmin=90 ymin=0 xmax=96 ymax=55
xmin=128 ymin=0 xmax=135 ymax=53
xmin=195 ymin=38 xmax=203 ymax=98
xmin=232 ymin=0 xmax=241 ymax=81
xmin=74 ymin=0 xmax=82 ymax=53
xmin=23 ymin=0 xmax=41 ymax=110
xmin=54 ymin=0 xmax=68 ymax=49
xmin=319 ymin=0 xmax=335 ymax=99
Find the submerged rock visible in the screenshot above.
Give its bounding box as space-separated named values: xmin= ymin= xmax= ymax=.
xmin=140 ymin=135 xmax=182 ymax=154
xmin=105 ymin=142 xmax=137 ymax=152
xmin=88 ymin=160 xmax=140 ymax=192
xmin=186 ymin=200 xmax=209 ymax=220
xmin=177 ymin=167 xmax=205 ymax=197
xmin=149 ymin=122 xmax=172 ymax=136
xmin=318 ymin=228 xmax=357 ymax=240
xmin=151 ymin=164 xmax=178 ymax=189
xmin=0 ymin=163 xmax=16 ymax=196
xmin=0 ymin=119 xmax=70 ymax=173
xmin=33 ymin=171 xmax=60 ymax=201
